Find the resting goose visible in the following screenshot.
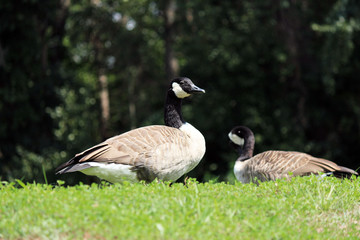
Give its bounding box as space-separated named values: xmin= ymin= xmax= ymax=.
xmin=228 ymin=126 xmax=358 ymax=183
xmin=56 ymin=77 xmax=206 ymax=183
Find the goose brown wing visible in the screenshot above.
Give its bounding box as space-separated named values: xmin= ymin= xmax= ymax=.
xmin=281 ymin=152 xmax=357 ymax=178
xmin=104 ymin=125 xmax=190 ymax=167
xmin=247 ymin=151 xmax=341 ymax=179
xmin=55 ymin=125 xmax=188 ymax=174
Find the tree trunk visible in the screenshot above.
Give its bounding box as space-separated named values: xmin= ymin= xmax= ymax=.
xmin=276 ymin=0 xmax=308 ymax=128
xmin=164 ymin=0 xmax=179 ymax=80
xmin=128 ymin=67 xmax=142 ymax=130
xmin=88 ymin=0 xmax=110 ymax=140
xmin=0 ymin=42 xmax=5 ymax=68
xmin=98 ymin=69 xmax=110 ymax=140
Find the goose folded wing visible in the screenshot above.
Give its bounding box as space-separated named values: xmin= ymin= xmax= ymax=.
xmin=248 ymin=151 xmax=335 ymax=178
xmin=262 ymin=151 xmax=341 ymax=176
xmin=56 ymin=125 xmax=188 ymax=175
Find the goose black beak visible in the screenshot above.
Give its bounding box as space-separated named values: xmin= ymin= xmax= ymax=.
xmin=189 ymin=84 xmax=205 ymax=94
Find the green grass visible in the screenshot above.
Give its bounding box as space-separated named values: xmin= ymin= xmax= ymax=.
xmin=1 ymin=176 xmax=360 ymax=240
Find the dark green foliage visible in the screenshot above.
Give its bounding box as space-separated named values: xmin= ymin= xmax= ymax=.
xmin=0 ymin=0 xmax=66 ymax=180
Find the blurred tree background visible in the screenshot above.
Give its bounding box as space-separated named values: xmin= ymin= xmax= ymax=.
xmin=1 ymin=0 xmax=359 ymax=184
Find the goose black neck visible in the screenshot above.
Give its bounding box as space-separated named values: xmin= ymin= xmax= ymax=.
xmin=238 ymin=135 xmax=255 ymax=161
xmin=164 ymin=91 xmax=185 ymax=129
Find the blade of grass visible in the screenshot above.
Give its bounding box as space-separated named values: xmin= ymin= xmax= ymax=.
xmin=42 ymin=164 xmax=48 ymax=185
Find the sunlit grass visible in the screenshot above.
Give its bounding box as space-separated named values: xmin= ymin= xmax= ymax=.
xmin=1 ymin=176 xmax=359 ymax=239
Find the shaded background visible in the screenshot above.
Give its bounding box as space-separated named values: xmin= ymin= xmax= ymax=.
xmin=1 ymin=0 xmax=359 ymax=184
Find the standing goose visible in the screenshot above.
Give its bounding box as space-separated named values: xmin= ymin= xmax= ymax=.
xmin=228 ymin=126 xmax=358 ymax=183
xmin=56 ymin=77 xmax=206 ymax=183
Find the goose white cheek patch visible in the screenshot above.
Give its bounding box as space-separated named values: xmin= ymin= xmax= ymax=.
xmin=172 ymin=82 xmax=190 ymax=98
xmin=228 ymin=133 xmax=245 ymax=146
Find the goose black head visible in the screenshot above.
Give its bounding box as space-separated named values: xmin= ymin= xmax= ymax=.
xmin=228 ymin=126 xmax=255 ymax=157
xmin=170 ymin=77 xmax=205 ymax=99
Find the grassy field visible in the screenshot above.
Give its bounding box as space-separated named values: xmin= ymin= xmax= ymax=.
xmin=1 ymin=176 xmax=360 ymax=240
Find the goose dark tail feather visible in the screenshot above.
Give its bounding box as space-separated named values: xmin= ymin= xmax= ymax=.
xmin=333 ymin=166 xmax=358 ymax=179
xmin=55 ymin=144 xmax=107 ymax=174
xmin=55 ymin=162 xmax=93 ymax=174
xmin=55 ymin=156 xmax=83 ymax=174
